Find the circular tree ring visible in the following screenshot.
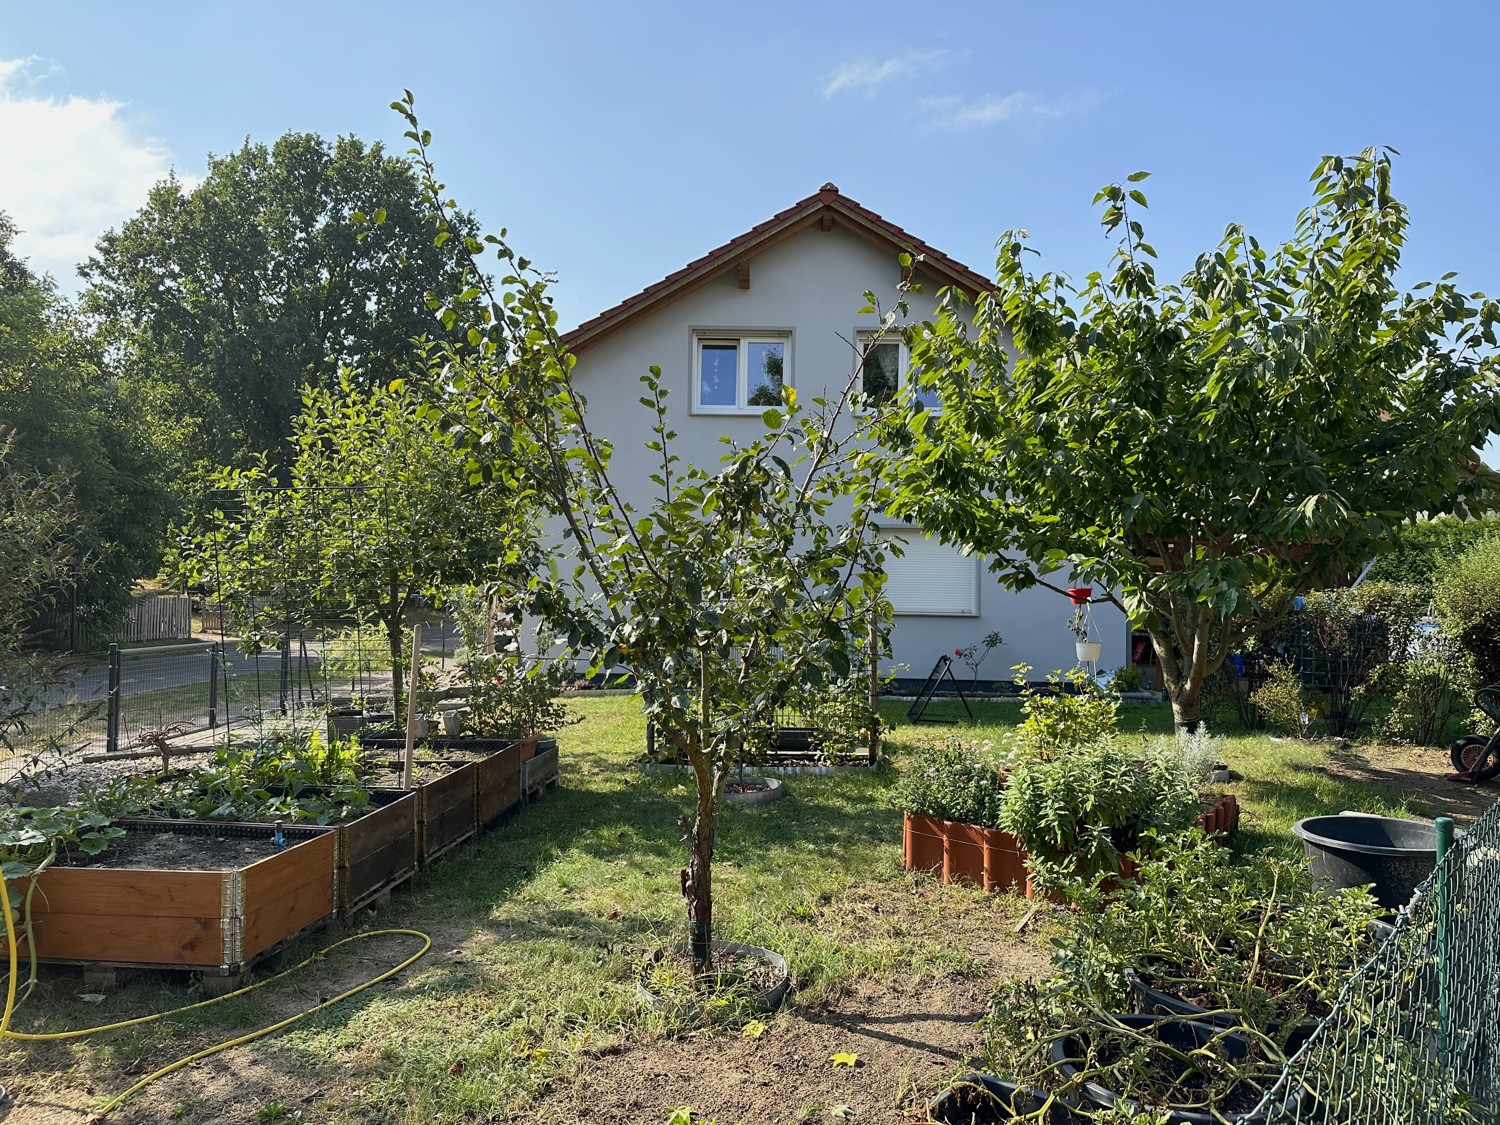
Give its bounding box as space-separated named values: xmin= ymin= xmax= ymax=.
xmin=724 ymin=777 xmax=786 ymax=806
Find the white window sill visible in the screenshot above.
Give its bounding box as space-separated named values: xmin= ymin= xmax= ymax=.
xmin=690 ymin=407 xmax=783 ymax=416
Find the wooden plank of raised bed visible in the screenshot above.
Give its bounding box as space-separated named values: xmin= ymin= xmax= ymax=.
xmin=472 ymin=742 xmax=526 ymax=829
xmin=239 ymin=833 xmax=336 ymax=962
xmin=19 ymin=867 xmax=224 ymax=918
xmin=341 ymin=793 xmax=419 ymax=911
xmin=418 ymin=763 xmax=477 ymax=862
xmin=345 ymin=793 xmax=419 ymax=863
xmin=21 ymin=907 xmax=224 ymax=965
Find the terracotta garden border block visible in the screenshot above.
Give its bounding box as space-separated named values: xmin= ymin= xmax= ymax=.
xmin=16 ymin=820 xmax=335 ymax=973
xmin=902 ymin=793 xmax=1240 ymax=898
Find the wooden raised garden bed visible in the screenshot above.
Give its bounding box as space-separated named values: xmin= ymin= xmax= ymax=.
xmin=415 ymin=761 xmax=478 ymax=863
xmin=410 ymin=736 xmax=533 ymax=832
xmin=902 ymin=794 xmax=1240 ymax=897
xmin=522 ymin=741 xmax=560 ymax=801
xmin=15 ymin=820 xmax=336 ymax=978
xmin=338 ymin=790 xmax=419 ymax=912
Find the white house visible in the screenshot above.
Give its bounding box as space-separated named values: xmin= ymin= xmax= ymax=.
xmin=558 ymin=184 xmax=1130 ymax=688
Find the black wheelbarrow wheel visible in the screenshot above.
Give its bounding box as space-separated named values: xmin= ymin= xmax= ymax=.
xmin=1451 ymin=734 xmax=1500 ymax=781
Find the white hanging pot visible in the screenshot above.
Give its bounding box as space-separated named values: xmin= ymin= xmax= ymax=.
xmin=1076 ymin=641 xmax=1103 ymax=663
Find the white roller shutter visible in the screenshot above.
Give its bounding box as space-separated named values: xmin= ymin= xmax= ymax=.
xmin=880 ymin=530 xmax=979 ymax=616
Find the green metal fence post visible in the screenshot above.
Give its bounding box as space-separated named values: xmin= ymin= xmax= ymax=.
xmin=1435 ymin=815 xmax=1454 ymax=1066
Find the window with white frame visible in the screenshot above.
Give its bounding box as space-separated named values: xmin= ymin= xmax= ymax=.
xmin=879 ymin=528 xmax=979 ymax=616
xmin=693 ymin=332 xmax=790 ymax=412
xmin=855 ymin=332 xmax=940 ymax=411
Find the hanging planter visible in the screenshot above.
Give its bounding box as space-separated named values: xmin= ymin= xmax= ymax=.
xmin=1075 ymin=640 xmax=1103 ymax=663
xmin=1067 ymin=587 xmax=1095 ymax=606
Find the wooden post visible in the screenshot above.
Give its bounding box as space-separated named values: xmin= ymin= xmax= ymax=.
xmin=106 ymin=644 xmax=121 ymax=755
xmin=402 ymin=624 xmax=423 ymax=791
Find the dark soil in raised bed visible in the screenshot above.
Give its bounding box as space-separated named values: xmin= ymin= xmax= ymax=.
xmin=72 ymin=830 xmax=293 ymax=871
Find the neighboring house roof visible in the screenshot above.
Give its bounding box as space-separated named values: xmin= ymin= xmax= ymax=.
xmin=560 ymin=183 xmax=995 ymax=354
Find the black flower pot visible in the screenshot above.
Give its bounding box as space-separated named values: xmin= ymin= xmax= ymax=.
xmin=928 ymin=1072 xmax=1085 ymax=1123
xmin=1051 ymin=1014 xmax=1269 ymax=1125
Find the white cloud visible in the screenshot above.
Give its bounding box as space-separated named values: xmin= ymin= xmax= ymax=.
xmin=821 ymin=49 xmax=953 ymax=98
xmin=0 ymin=56 xmax=184 ymax=288
xmin=920 ymin=88 xmax=1113 ymax=131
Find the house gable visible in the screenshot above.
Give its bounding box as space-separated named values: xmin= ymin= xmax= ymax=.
xmin=560 ymin=184 xmax=993 ymax=355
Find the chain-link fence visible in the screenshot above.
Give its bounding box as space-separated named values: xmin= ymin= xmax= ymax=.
xmin=1244 ymin=806 xmax=1500 ymax=1123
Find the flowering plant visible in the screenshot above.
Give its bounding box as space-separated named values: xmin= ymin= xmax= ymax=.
xmin=955 ymin=631 xmax=1004 ymax=684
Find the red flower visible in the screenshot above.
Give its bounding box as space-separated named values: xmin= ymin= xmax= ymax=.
xmin=954 ymin=648 xmax=963 ymax=656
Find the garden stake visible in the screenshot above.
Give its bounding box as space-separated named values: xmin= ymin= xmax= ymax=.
xmin=403 ymin=622 xmax=422 ymax=790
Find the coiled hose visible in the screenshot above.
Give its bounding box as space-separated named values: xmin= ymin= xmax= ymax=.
xmin=0 ymin=862 xmax=431 ymax=1120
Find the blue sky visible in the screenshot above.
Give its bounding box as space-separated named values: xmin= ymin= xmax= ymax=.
xmin=4 ymin=1 xmax=1499 ymax=450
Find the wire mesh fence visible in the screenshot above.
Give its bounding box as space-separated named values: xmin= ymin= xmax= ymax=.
xmin=1244 ymin=807 xmax=1500 ymax=1123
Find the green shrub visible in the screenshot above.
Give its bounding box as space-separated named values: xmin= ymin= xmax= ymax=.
xmin=462 ymin=652 xmax=579 ymax=737
xmin=1106 ymin=663 xmax=1142 ymax=693
xmin=1249 ymin=660 xmax=1313 ymax=737
xmin=1298 ymin=581 xmax=1424 ymax=736
xmin=1375 ymin=631 xmax=1475 ymax=746
xmin=1366 ymin=514 xmax=1500 ymax=591
xmin=893 ymin=738 xmax=1007 ymax=828
xmin=1050 ymin=831 xmax=1386 ymax=1030
xmin=1008 ymin=666 xmax=1120 ymax=761
xmin=1435 ymin=537 xmax=1500 ymax=686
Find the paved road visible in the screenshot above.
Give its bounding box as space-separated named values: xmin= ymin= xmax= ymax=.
xmin=51 ymin=620 xmax=463 ymax=705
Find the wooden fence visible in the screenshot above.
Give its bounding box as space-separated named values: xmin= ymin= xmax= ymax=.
xmin=122 ymin=596 xmax=193 ymax=643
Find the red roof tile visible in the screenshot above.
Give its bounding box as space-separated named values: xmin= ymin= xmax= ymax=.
xmin=559 ymin=185 xmax=995 ymax=353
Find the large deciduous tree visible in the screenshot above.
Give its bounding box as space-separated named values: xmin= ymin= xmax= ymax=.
xmin=0 ymin=212 xmax=169 ymax=639
xmin=80 ymin=133 xmax=477 ymax=478
xmin=883 ymin=150 xmax=1500 ymax=726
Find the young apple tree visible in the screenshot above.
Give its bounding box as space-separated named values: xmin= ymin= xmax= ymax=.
xmin=395 ymin=95 xmax=890 ymax=969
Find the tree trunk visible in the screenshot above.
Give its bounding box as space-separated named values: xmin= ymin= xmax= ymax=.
xmin=681 ymin=749 xmax=726 ymax=971
xmin=1149 ymin=593 xmax=1235 ymax=730
xmin=383 ymin=612 xmax=404 ymax=716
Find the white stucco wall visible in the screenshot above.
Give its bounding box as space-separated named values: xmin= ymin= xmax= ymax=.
xmin=564 ymin=222 xmax=1129 ymax=684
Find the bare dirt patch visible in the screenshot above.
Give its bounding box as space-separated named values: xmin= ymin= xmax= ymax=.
xmin=534 ymin=893 xmax=1051 ymax=1125
xmin=1320 ymin=741 xmax=1498 ymax=824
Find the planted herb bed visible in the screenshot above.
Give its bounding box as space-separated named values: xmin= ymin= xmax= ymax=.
xmin=901 ymin=794 xmax=1240 ymax=896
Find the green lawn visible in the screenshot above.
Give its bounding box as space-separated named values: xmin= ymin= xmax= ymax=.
xmin=4 ymin=692 xmax=1432 ymax=1123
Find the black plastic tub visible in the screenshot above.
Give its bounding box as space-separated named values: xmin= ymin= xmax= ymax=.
xmin=928 ymin=1072 xmax=1084 ymax=1123
xmin=1291 ymin=815 xmax=1439 ymax=911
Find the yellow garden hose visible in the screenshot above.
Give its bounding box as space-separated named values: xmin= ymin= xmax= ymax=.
xmin=0 ymin=862 xmax=431 ymax=1120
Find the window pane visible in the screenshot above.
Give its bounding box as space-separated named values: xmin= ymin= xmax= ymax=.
xmin=912 ymin=378 xmax=942 ymax=411
xmin=862 ymin=341 xmax=899 ymax=403
xmin=699 ymin=342 xmax=738 ymax=407
xmin=746 ymin=341 xmax=785 ymax=406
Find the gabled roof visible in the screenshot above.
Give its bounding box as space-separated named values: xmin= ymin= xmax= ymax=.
xmin=560 ymin=183 xmax=994 ymax=354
